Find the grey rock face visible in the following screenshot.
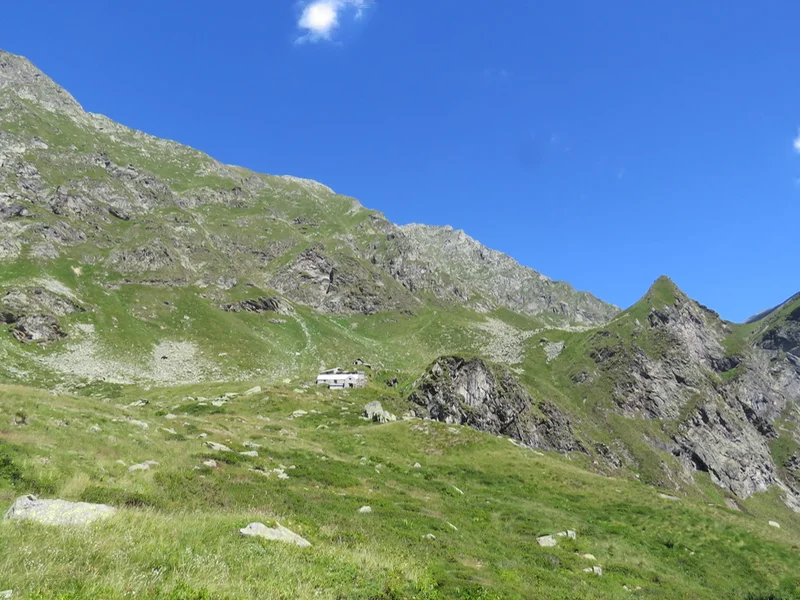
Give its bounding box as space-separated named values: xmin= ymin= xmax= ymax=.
xmin=673 ymin=401 xmax=776 ymax=498
xmin=11 ymin=314 xmax=66 ymax=344
xmin=4 ymin=495 xmax=115 ymax=526
xmin=409 ymin=356 xmax=584 ymax=453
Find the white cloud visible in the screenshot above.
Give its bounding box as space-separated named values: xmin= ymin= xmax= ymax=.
xmin=296 ymin=0 xmax=371 ymax=43
xmin=794 ymin=130 xmax=800 ymax=154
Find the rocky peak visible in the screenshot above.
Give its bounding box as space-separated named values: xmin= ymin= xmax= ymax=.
xmin=0 ymin=50 xmax=84 ymax=116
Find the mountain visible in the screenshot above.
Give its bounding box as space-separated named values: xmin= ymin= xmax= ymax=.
xmin=1 ymin=50 xmax=800 ymax=599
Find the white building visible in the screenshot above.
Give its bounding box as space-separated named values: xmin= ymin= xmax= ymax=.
xmin=316 ymin=368 xmax=367 ymax=390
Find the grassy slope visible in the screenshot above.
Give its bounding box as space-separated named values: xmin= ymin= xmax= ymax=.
xmin=1 ymin=383 xmax=799 ymax=600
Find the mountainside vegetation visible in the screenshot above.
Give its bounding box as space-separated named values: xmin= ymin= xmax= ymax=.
xmin=1 ymin=50 xmax=799 ymax=599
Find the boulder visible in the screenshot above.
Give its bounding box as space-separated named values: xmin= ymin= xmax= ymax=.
xmin=239 ymin=522 xmax=311 ymax=547
xmin=363 ymin=401 xmax=397 ymax=424
xmin=4 ymin=495 xmax=115 ymax=526
xmin=536 ymin=535 xmax=557 ymax=547
xmin=205 ymin=441 xmax=232 ymax=452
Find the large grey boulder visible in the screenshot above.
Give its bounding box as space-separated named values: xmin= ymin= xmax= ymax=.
xmin=4 ymin=495 xmax=115 ymax=526
xmin=364 ymin=401 xmax=396 ymax=424
xmin=239 ymin=522 xmax=311 ymax=547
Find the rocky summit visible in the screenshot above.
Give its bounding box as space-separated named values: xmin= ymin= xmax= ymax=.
xmin=1 ymin=50 xmax=799 ymax=600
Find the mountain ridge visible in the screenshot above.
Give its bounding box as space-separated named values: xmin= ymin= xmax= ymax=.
xmin=1 ymin=49 xmax=799 ymax=511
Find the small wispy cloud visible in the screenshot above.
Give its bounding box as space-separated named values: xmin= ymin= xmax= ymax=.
xmin=296 ymin=0 xmax=371 ymax=43
xmin=794 ymin=130 xmax=800 ymax=154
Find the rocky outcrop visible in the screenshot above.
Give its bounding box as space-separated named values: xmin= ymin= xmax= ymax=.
xmin=1 ymin=287 xmax=84 ymax=318
xmin=270 ymin=246 xmax=415 ymax=315
xmin=408 ymin=356 xmax=584 ymax=453
xmin=11 ymin=314 xmax=66 ymax=344
xmin=220 ymin=297 xmax=290 ymax=315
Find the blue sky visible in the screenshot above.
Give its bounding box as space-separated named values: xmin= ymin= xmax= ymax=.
xmin=2 ymin=1 xmax=799 ymax=321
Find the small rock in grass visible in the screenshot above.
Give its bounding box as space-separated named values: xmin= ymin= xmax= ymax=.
xmin=243 ymin=386 xmax=262 ymax=396
xmin=88 ymin=425 xmax=101 ymax=433
xmin=164 ymin=414 xmax=177 ymax=420
xmin=128 ymin=460 xmax=159 ymax=472
xmin=128 ymin=399 xmax=149 ymax=408
xmin=769 ymin=520 xmax=781 ymax=528
xmin=1 ymin=590 xmax=12 ymax=599
xmin=205 ymin=441 xmax=232 ymax=452
xmin=240 ymin=522 xmax=311 ymax=547
xmin=240 ymin=451 xmax=259 ymax=458
xmin=413 ymin=462 xmax=422 ymax=469
xmin=243 ymin=441 xmax=261 ymax=449
xmin=447 ymin=522 xmax=458 ymax=531
xmin=583 ymin=566 xmax=603 ymax=576
xmin=358 ymin=506 xmax=372 ymax=514
xmin=198 ymin=433 xmax=208 ymax=439
xmin=579 ymin=553 xmax=597 ymax=561
xmin=536 ymin=535 xmax=557 ymax=547
xmin=555 ymin=530 xmax=577 ymax=540
xmin=452 ymin=486 xmax=464 ymax=495
xmin=291 ymin=410 xmax=308 ymax=418
xmin=162 ymin=428 xmax=177 ymax=435
xmin=658 ymin=493 xmax=679 ymax=501
xmin=425 ymin=533 xmax=436 ymax=540
xmin=203 ymin=460 xmax=218 ymax=468
xmin=211 ymin=400 xmax=226 ymax=407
